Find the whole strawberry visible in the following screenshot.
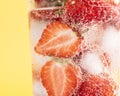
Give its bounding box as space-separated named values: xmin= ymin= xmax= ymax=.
xmin=73 ymin=75 xmax=118 ymax=96
xmin=63 ymin=0 xmax=119 ymax=30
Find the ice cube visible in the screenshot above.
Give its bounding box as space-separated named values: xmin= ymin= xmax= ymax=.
xmin=80 ymin=52 xmax=104 ymax=75
xmin=114 ymin=0 xmax=120 ymax=4
xmin=102 ymin=26 xmax=119 ymax=52
xmin=102 ymin=26 xmax=120 ymax=86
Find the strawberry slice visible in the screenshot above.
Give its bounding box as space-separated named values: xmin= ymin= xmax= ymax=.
xmin=73 ymin=75 xmax=118 ymax=96
xmin=40 ymin=60 xmax=82 ymax=96
xmin=35 ymin=21 xmax=82 ymax=58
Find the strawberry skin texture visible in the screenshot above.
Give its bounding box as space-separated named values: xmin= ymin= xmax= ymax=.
xmin=30 ymin=9 xmax=62 ymax=21
xmin=73 ymin=75 xmax=117 ymax=96
xmin=64 ymin=0 xmax=119 ymax=26
xmin=40 ymin=60 xmax=82 ymax=96
xmin=35 ymin=21 xmax=82 ymax=58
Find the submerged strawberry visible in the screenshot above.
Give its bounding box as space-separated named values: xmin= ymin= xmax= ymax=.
xmin=40 ymin=60 xmax=82 ymax=96
xmin=73 ymin=75 xmax=118 ymax=96
xmin=35 ymin=21 xmax=83 ymax=58
xmin=30 ymin=8 xmax=63 ymax=21
xmin=63 ymin=0 xmax=119 ymax=28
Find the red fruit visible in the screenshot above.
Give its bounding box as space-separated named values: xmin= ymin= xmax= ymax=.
xmin=30 ymin=8 xmax=62 ymax=20
xmin=40 ymin=60 xmax=82 ymax=96
xmin=35 ymin=21 xmax=83 ymax=58
xmin=64 ymin=0 xmax=119 ymax=26
xmin=73 ymin=75 xmax=118 ymax=96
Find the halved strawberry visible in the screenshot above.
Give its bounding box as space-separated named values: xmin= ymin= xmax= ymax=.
xmin=40 ymin=60 xmax=82 ymax=96
xmin=73 ymin=74 xmax=118 ymax=96
xmin=35 ymin=21 xmax=83 ymax=58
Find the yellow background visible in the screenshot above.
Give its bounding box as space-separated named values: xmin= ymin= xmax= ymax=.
xmin=0 ymin=0 xmax=32 ymax=96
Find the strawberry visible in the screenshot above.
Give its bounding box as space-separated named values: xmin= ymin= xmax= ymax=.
xmin=34 ymin=0 xmax=66 ymax=7
xmin=63 ymin=0 xmax=119 ymax=28
xmin=30 ymin=8 xmax=63 ymax=21
xmin=35 ymin=21 xmax=83 ymax=58
xmin=73 ymin=75 xmax=118 ymax=96
xmin=40 ymin=60 xmax=82 ymax=96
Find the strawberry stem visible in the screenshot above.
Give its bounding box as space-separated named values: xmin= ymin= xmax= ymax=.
xmin=52 ymin=57 xmax=70 ymax=64
xmin=81 ymin=28 xmax=89 ymax=35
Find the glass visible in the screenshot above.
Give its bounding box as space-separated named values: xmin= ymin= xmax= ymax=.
xmin=29 ymin=0 xmax=120 ymax=96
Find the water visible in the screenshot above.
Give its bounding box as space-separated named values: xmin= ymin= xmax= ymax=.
xmin=29 ymin=2 xmax=120 ymax=96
